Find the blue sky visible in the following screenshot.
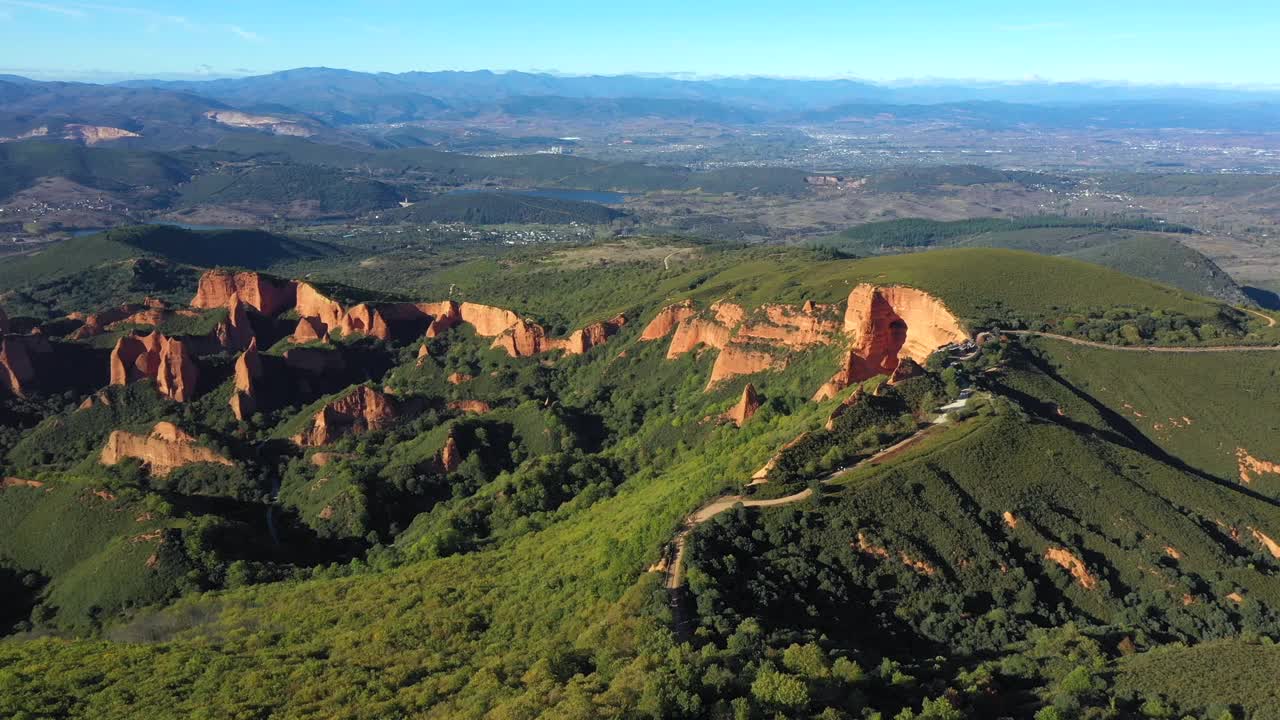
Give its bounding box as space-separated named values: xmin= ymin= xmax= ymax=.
xmin=0 ymin=0 xmax=1276 ymax=85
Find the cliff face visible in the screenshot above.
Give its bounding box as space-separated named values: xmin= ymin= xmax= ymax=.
xmin=109 ymin=332 xmax=199 ymax=402
xmin=69 ymin=303 xmax=142 ymax=339
xmin=844 ymin=284 xmax=966 ymax=368
xmin=292 ymin=317 xmax=329 ymax=344
xmin=458 ymin=303 xmax=522 ymax=338
xmin=0 ymin=336 xmax=37 ymax=396
xmin=292 ymin=386 xmax=398 ymax=447
xmin=640 ymin=301 xmax=696 ymax=341
xmin=667 ymin=302 xmax=743 ymax=358
xmin=230 ymin=338 xmax=264 ymax=421
xmin=100 ymin=422 xmax=233 ymax=477
xmin=723 ymin=383 xmax=761 ymax=427
xmin=192 ymin=270 xmax=296 ymax=316
xmin=815 ymin=284 xmax=966 ymax=401
xmin=439 ymin=433 xmax=462 ymax=473
xmin=295 ymin=283 xmax=347 ymax=335
xmin=215 ymin=296 xmax=256 ymax=351
xmin=339 ymin=304 xmax=392 ymax=341
xmin=708 ymin=345 xmax=782 ymax=387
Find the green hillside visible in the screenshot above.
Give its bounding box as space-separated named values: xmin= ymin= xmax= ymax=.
xmin=0 ymin=225 xmax=339 ymax=316
xmin=0 ymin=140 xmax=193 ymax=201
xmin=177 ymin=164 xmax=403 ymax=216
xmin=820 ymin=217 xmax=1247 ymax=305
xmin=1 ymin=241 xmax=1279 ymax=718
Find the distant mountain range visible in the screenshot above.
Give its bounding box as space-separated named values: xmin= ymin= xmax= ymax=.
xmin=2 ymin=67 xmax=1279 ymax=147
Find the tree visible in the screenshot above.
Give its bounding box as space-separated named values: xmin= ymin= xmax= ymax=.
xmin=751 ymin=666 xmax=809 ymax=710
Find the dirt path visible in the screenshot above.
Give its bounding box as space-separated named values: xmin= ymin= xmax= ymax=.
xmin=1007 ymin=330 xmax=1280 ymax=353
xmin=663 ymin=488 xmax=814 ymax=590
xmin=1242 ymin=307 xmax=1278 ymax=328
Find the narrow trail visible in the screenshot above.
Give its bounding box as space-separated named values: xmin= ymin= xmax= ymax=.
xmin=1007 ymin=330 xmax=1280 ymax=353
xmin=1242 ymin=306 xmax=1278 ymax=328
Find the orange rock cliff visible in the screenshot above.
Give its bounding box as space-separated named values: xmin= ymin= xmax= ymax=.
xmin=724 ymin=383 xmax=761 ymax=427
xmin=109 ymin=332 xmax=199 ymax=402
xmin=100 ymin=422 xmax=234 ymax=477
xmin=192 ymin=270 xmax=297 ymax=316
xmin=815 ymin=284 xmax=966 ymax=401
xmin=230 ymin=338 xmax=264 ymax=421
xmin=292 ymin=386 xmax=398 ymax=447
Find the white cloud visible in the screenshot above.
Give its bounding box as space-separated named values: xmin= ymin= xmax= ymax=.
xmin=0 ymin=0 xmax=85 ymax=17
xmin=225 ymin=24 xmax=261 ymax=42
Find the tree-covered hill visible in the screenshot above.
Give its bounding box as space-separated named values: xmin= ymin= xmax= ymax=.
xmin=0 ymin=240 xmax=1278 ymax=718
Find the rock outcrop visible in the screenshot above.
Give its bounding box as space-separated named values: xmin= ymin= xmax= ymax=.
xmin=229 ymin=338 xmax=264 ymax=421
xmin=723 ymin=384 xmax=760 ymax=427
xmin=0 ymin=336 xmax=37 ymax=396
xmin=1236 ymin=448 xmax=1280 ymax=485
xmin=491 ymin=313 xmax=627 ymax=357
xmin=214 ymin=296 xmax=256 ymax=351
xmin=292 ymin=386 xmax=398 ymax=447
xmin=109 ymin=332 xmax=198 ymax=402
xmin=815 ymin=284 xmax=965 ymax=401
xmin=192 ymin=270 xmax=296 ymax=316
xmin=294 ymin=283 xmax=347 ymax=335
xmin=100 ymin=422 xmax=233 ymax=477
xmin=824 ymin=388 xmax=863 ymax=430
xmin=339 ymin=304 xmax=392 ymax=341
xmin=292 ymin=316 xmax=329 ymax=344
xmin=640 ymin=301 xmax=697 ymax=341
xmin=1250 ymin=528 xmax=1280 ymax=559
xmin=439 ymin=433 xmax=462 ymax=473
xmin=448 ymin=400 xmax=492 ymax=414
xmin=708 ymin=345 xmax=781 ymax=387
xmin=458 ymin=303 xmax=522 ymax=337
xmin=667 ymin=302 xmax=743 ymax=358
xmin=1045 ymin=547 xmax=1098 ymax=590
xmin=69 ymin=303 xmax=143 ymax=339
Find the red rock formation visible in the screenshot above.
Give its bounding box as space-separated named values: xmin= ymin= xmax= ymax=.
xmin=1 ymin=477 xmax=44 ymax=490
xmin=292 ymin=316 xmax=329 ymax=344
xmin=439 ymin=434 xmax=462 ymax=473
xmin=447 ymin=372 xmax=474 ymax=385
xmin=416 ymin=343 xmax=431 ymax=367
xmin=100 ymin=422 xmax=233 ymax=477
xmin=229 ymin=338 xmax=263 ymax=421
xmin=667 ymin=302 xmax=744 ymax=358
xmin=1250 ymin=528 xmax=1280 ymax=559
xmin=69 ymin=303 xmax=142 ymax=339
xmin=109 ymin=332 xmax=199 ymax=402
xmin=448 ymin=400 xmax=492 ymax=414
xmin=339 ymin=304 xmax=392 ymax=340
xmin=458 ymin=303 xmax=521 ymax=337
xmin=723 ymin=384 xmax=760 ymax=427
xmin=1045 ymin=547 xmax=1098 ymax=589
xmin=0 ymin=336 xmax=36 ymax=396
xmin=1003 ymin=511 xmax=1019 ymax=530
xmin=707 ymin=345 xmax=782 ymax=387
xmin=292 ymin=386 xmax=398 ymax=447
xmin=736 ymin=303 xmax=840 ymax=350
xmin=641 ymin=301 xmax=697 ymax=341
xmin=1236 ymin=448 xmax=1280 ymax=485
xmin=214 ymin=296 xmax=255 ymax=351
xmin=192 ymin=269 xmax=296 ymax=316
xmin=815 ymin=285 xmax=965 ymax=400
xmin=294 ymin=283 xmax=347 ymax=337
